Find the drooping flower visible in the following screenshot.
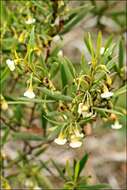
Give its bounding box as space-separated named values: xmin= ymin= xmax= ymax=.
xmin=69 ymin=135 xmax=82 ymax=148
xmin=6 ymin=59 xmax=15 ymax=71
xmin=25 ymin=17 xmax=36 ymax=25
xmin=24 ymin=86 xmax=35 ymax=99
xmin=54 ymin=133 xmax=67 ymax=145
xmin=101 ymin=85 xmax=113 ymax=99
xmin=78 ymin=103 xmax=92 ymax=118
xmin=111 ymin=120 xmax=122 ymax=129
xmin=78 ymin=103 xmax=88 ymax=114
xmin=101 ymin=91 xmax=113 ymax=99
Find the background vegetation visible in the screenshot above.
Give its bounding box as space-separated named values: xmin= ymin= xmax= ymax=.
xmin=0 ymin=0 xmax=126 ymax=189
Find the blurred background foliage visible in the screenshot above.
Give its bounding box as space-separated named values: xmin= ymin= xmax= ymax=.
xmin=0 ymin=0 xmax=126 ymax=189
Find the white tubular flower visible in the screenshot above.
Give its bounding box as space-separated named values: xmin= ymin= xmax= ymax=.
xmin=101 ymin=91 xmax=113 ymax=99
xmin=57 ymin=50 xmax=63 ymax=57
xmin=24 ymin=87 xmax=35 ymax=99
xmin=54 ymin=134 xmax=67 ymax=145
xmin=69 ymin=135 xmax=82 ymax=148
xmin=100 ymin=47 xmax=105 ymax=55
xmin=82 ymin=111 xmax=93 ymax=118
xmin=53 ymin=35 xmax=60 ymax=42
xmin=111 ymin=120 xmax=122 ymax=129
xmin=25 ymin=17 xmax=36 ymax=25
xmin=78 ymin=103 xmax=92 ymax=118
xmin=6 ymin=59 xmax=15 ymax=71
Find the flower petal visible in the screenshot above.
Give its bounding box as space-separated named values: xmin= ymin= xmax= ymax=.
xmin=69 ymin=141 xmax=82 ymax=148
xmin=101 ymin=91 xmax=113 ymax=99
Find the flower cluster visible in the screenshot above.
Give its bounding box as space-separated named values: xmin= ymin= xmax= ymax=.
xmin=54 ymin=124 xmax=84 ymax=148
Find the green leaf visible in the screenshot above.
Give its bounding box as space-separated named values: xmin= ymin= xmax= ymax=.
xmin=46 ymin=111 xmax=64 ymax=117
xmin=81 ymin=52 xmax=89 ymax=74
xmin=41 ymin=109 xmax=47 ymax=135
xmin=84 ymin=35 xmax=91 ymax=54
xmin=113 ymin=84 xmax=127 ymax=97
xmin=119 ymin=38 xmax=124 ymax=68
xmin=1 ymin=0 xmax=8 ymax=24
xmin=14 ymin=105 xmax=22 ymax=123
xmin=8 ymin=98 xmax=54 ymax=104
xmin=50 ymin=61 xmax=60 ymax=79
xmin=1 ymin=38 xmax=18 ymax=50
xmin=28 ymin=26 xmax=35 ymax=50
xmin=78 ymin=153 xmax=89 ymax=176
xmin=104 ymin=35 xmax=113 ymax=51
xmin=37 ymin=87 xmax=73 ymax=102
xmin=51 ymin=159 xmax=66 ymax=180
xmin=61 ymin=5 xmax=92 ymax=34
xmin=1 ymin=128 xmax=9 ymax=147
xmin=88 ymin=33 xmax=95 ymax=59
xmin=74 ymin=161 xmax=80 ymax=182
xmin=93 ymin=107 xmax=124 ymax=116
xmin=36 ymin=173 xmax=53 ymax=189
xmin=60 ymin=58 xmax=74 ymax=94
xmin=31 ymin=0 xmax=47 ymax=16
xmin=65 ymin=160 xmax=73 ymax=179
xmin=13 ymin=132 xmax=46 ymax=141
xmin=61 ymin=62 xmax=68 ymax=94
xmin=0 ymin=67 xmax=9 ymax=90
xmin=47 ymin=125 xmax=61 ymax=140
xmin=96 ymin=31 xmax=102 ymax=59
xmin=34 ymin=146 xmax=47 ymax=157
xmin=64 ymin=57 xmax=76 ymax=78
xmin=77 ymin=183 xmax=110 ymax=190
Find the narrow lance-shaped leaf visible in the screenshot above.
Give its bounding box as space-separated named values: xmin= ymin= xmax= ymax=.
xmin=28 ymin=26 xmax=35 ymax=50
xmin=0 ymin=67 xmax=9 ymax=88
xmin=61 ymin=5 xmax=92 ymax=34
xmin=50 ymin=62 xmax=60 ymax=79
xmin=113 ymin=84 xmax=127 ymax=97
xmin=88 ymin=33 xmax=95 ymax=59
xmin=1 ymin=128 xmax=10 ymax=147
xmin=65 ymin=57 xmax=76 ymax=78
xmin=74 ymin=161 xmax=80 ymax=182
xmin=78 ymin=183 xmax=110 ymax=189
xmin=37 ymin=87 xmax=73 ymax=101
xmin=104 ymin=34 xmax=113 ymax=51
xmin=13 ymin=132 xmax=46 ymax=141
xmin=61 ymin=62 xmax=68 ymax=94
xmin=41 ymin=109 xmax=47 ymax=136
xmin=81 ymin=52 xmax=89 ymax=74
xmin=93 ymin=107 xmax=124 ymax=116
xmin=78 ymin=153 xmax=89 ymax=176
xmin=84 ymin=35 xmax=91 ymax=54
xmin=51 ymin=159 xmax=66 ymax=180
xmin=96 ymin=31 xmax=102 ymax=59
xmin=119 ymin=38 xmax=124 ymax=69
xmin=65 ymin=160 xmax=73 ymax=179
